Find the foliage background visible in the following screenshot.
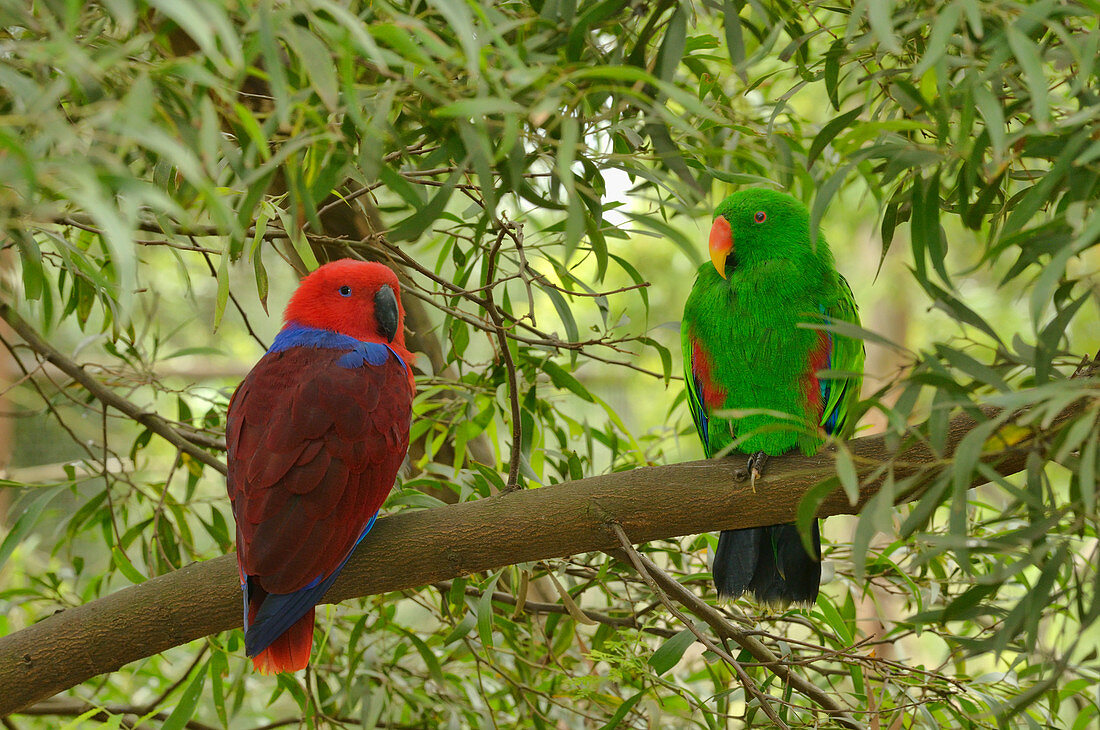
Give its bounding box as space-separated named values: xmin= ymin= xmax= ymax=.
xmin=1 ymin=0 xmax=1098 ymax=727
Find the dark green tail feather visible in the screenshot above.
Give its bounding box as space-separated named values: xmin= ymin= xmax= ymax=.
xmin=714 ymin=521 xmax=821 ymax=605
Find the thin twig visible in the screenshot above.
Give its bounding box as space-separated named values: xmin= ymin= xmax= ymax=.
xmin=431 ymin=580 xmax=678 ymax=638
xmin=315 ymin=181 xmax=385 ymax=219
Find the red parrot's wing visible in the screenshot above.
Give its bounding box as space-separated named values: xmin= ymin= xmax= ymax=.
xmin=226 ymin=345 xmax=412 ymax=595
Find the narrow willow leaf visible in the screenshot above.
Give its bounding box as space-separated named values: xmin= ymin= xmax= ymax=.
xmin=111 ymin=546 xmax=147 ymax=584
xmin=722 ymin=0 xmax=746 ymax=72
xmin=543 ymin=286 xmax=581 ymax=344
xmin=1080 ymin=424 xmax=1098 ymax=517
xmin=971 ymin=84 xmax=1006 ymax=159
xmin=810 ymin=163 xmax=854 ymax=247
xmin=546 ymin=569 xmax=597 ymax=625
xmin=866 ymin=0 xmax=902 ymax=54
xmin=428 ymin=0 xmax=481 ymax=76
xmin=808 ymin=106 xmax=863 ymax=166
xmin=835 ymin=445 xmax=860 ymax=505
xmin=566 ymin=0 xmax=631 ymax=61
xmin=541 ymin=360 xmax=595 ymax=402
xmin=389 ymin=168 xmax=462 ymax=242
xmin=796 ymin=478 xmax=838 ymax=554
xmin=815 ymin=593 xmax=854 ymax=644
xmin=0 ymin=486 xmax=64 ymax=571
xmin=212 ymin=246 xmax=230 ymax=331
xmin=442 ymin=612 xmax=477 ymax=645
xmin=1005 ymin=25 xmax=1049 ymax=125
xmin=477 ymin=571 xmax=503 ymax=649
xmin=912 ymin=2 xmax=961 ymax=77
xmin=400 ymin=628 xmax=445 ymax=684
xmin=655 ymin=4 xmax=687 ymax=82
xmin=649 ymin=628 xmax=696 ymax=675
xmin=160 ymin=659 xmax=208 ymax=730
xmin=599 ymin=691 xmax=645 ymax=730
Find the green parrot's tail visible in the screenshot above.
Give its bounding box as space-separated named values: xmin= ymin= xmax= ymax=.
xmin=713 ymin=522 xmax=821 ymax=605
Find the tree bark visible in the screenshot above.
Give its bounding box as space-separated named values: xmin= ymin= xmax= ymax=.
xmin=0 ymin=407 xmax=1060 ymax=715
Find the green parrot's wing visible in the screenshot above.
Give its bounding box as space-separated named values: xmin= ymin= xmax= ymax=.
xmin=681 ymin=321 xmax=713 ymax=458
xmin=820 ymin=274 xmax=865 ymax=436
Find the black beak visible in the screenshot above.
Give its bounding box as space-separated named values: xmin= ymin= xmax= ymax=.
xmin=374 ymin=284 xmax=399 ymax=343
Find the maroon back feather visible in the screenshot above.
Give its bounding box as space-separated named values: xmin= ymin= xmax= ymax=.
xmin=226 ymin=346 xmax=412 ymax=595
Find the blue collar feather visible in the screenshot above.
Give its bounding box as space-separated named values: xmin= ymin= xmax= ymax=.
xmin=269 ymin=324 xmax=408 ymax=371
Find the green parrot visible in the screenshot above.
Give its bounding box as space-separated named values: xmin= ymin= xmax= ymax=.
xmin=681 ymin=189 xmax=864 ymax=604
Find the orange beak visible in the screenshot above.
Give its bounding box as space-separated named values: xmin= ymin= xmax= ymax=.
xmin=709 ymin=216 xmax=733 ymax=279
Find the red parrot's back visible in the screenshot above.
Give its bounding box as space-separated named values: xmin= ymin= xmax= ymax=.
xmin=226 ymin=260 xmax=414 ymax=673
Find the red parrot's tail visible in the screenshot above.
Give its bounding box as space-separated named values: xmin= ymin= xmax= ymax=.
xmin=249 ymin=607 xmax=315 ymax=675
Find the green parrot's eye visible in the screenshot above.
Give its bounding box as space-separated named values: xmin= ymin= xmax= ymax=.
xmin=754 ymin=211 xmax=767 ymax=223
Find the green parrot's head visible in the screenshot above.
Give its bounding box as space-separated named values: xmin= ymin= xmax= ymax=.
xmin=708 ymin=189 xmax=821 ymax=278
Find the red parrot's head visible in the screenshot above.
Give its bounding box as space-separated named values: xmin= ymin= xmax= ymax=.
xmin=283 ymin=259 xmax=412 ymax=359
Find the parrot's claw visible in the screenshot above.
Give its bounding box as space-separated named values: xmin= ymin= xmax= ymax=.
xmin=747 ymin=451 xmax=768 ymax=493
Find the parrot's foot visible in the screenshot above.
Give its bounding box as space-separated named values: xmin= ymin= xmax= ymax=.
xmin=747 ymin=452 xmax=768 ymax=492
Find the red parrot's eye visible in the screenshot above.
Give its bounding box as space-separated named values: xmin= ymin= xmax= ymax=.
xmin=754 ymin=211 xmax=767 ymax=223
xmin=338 ymin=285 xmax=352 ymax=297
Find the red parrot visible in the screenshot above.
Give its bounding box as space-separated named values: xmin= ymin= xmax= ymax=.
xmin=225 ymin=259 xmax=414 ymax=674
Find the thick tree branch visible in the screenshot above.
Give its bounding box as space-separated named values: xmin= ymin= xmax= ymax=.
xmin=0 ymin=398 xmax=1085 ymax=715
xmin=0 ymin=303 xmax=226 ymax=474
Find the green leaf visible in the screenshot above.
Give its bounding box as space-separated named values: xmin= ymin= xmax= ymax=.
xmin=477 ymin=571 xmax=503 ymax=649
xmin=15 ymin=232 xmax=45 ymax=302
xmin=388 ymin=167 xmax=463 ymax=242
xmin=58 ymin=709 xmax=106 ymax=730
xmin=427 ymin=0 xmax=480 ymax=76
xmin=866 ymin=0 xmax=902 ymax=54
xmin=835 ymin=445 xmax=860 ymax=505
xmin=599 ymin=690 xmax=645 ymax=729
xmin=808 ymin=107 xmax=863 ymax=167
xmin=796 ymin=478 xmax=838 ymax=554
xmin=649 ymin=627 xmax=696 ymax=675
xmin=815 ymin=593 xmax=853 ymax=644
xmin=282 ymin=25 xmax=338 ymax=112
xmin=912 ymin=2 xmax=961 ymax=77
xmin=972 ymin=84 xmax=1006 ymax=158
xmin=0 ymin=486 xmax=64 ymax=571
xmin=541 ymin=360 xmax=594 ymax=402
xmin=443 ymin=612 xmax=477 ymax=646
xmin=655 ymin=5 xmax=687 ymax=82
xmin=111 ymin=546 xmax=147 ymax=584
xmin=542 ymin=286 xmax=581 ymax=345
xmin=209 ymin=648 xmax=228 ymax=728
xmin=1005 ymin=25 xmax=1049 ymax=125
xmin=400 ymin=628 xmax=445 ymax=684
xmin=722 ymin=0 xmax=746 ymax=72
xmin=566 ymin=0 xmax=632 ymax=61
xmin=212 ymin=246 xmax=230 ymax=331
xmin=161 ymin=659 xmax=208 ymax=730
xmin=810 ymin=163 xmax=854 ymax=248
xmin=434 ymin=97 xmax=525 ymax=118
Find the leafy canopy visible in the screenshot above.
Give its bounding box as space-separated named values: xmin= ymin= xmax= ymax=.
xmin=1 ymin=0 xmax=1098 ymax=728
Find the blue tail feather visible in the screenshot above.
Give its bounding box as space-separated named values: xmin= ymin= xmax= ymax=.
xmin=243 ymin=512 xmax=379 ymax=657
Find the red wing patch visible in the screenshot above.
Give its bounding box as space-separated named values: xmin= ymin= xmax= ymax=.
xmin=803 ymin=331 xmax=831 ymax=420
xmin=692 ymin=339 xmax=727 ymax=410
